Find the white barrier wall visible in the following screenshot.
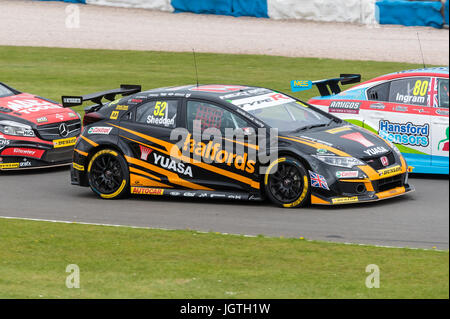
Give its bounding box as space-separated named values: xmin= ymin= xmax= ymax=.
xmin=267 ymin=0 xmax=377 ymax=24
xmin=85 ymin=0 xmax=377 ymax=25
xmin=86 ymin=0 xmax=174 ymax=12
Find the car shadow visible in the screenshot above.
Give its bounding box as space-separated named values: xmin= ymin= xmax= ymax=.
xmin=409 ymin=173 xmax=449 ymax=180
xmin=0 ymin=165 xmax=70 ymax=176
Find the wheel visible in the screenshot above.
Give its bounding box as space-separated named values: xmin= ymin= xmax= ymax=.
xmin=87 ymin=149 xmax=129 ymax=199
xmin=264 ymin=156 xmax=310 ymax=208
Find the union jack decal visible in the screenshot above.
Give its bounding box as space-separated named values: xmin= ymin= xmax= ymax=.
xmin=428 ymin=77 xmax=439 ymax=107
xmin=309 ymin=171 xmax=330 ymax=190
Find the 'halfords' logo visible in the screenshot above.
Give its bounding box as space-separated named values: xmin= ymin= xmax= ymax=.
xmin=290 ymin=80 xmax=312 ymax=92
xmin=183 ymin=134 xmax=255 ymax=174
xmin=379 ymin=120 xmax=429 ymax=147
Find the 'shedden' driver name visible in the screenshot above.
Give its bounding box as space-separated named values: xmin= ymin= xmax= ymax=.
xmin=146 ymin=115 xmax=174 ymax=127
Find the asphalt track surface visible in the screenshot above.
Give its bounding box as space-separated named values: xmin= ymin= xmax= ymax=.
xmin=0 ymin=0 xmax=448 ymax=64
xmin=0 ymin=1 xmax=448 ymax=250
xmin=0 ymin=167 xmax=448 ymax=250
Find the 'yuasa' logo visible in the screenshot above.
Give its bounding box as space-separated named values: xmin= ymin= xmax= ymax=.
xmin=153 ymin=153 xmax=193 ymax=177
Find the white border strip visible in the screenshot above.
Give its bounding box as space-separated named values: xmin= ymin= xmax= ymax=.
xmin=0 ymin=216 xmax=446 ymax=252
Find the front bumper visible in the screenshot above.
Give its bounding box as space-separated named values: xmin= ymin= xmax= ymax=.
xmin=311 ymin=183 xmax=414 ymax=205
xmin=0 ymin=139 xmax=76 ymax=171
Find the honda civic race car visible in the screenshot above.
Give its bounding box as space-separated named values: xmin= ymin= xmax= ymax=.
xmin=0 ymin=82 xmax=81 ymax=170
xmin=65 ymin=84 xmax=414 ymax=208
xmin=308 ymin=67 xmax=449 ymax=174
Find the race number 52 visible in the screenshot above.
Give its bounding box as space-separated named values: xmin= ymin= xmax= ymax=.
xmin=154 ymin=101 xmax=167 ymax=117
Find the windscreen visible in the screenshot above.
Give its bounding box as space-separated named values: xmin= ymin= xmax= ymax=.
xmin=0 ymin=84 xmax=14 ymax=98
xmin=229 ymin=91 xmax=331 ymax=132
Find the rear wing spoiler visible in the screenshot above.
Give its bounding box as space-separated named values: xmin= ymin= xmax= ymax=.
xmin=61 ymin=84 xmax=142 ymax=108
xmin=312 ymin=74 xmax=361 ymax=97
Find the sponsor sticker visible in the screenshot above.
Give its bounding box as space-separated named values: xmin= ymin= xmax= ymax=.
xmin=329 ymin=101 xmax=361 ymax=114
xmin=332 ymin=196 xmax=359 ymax=204
xmin=53 ymin=137 xmax=77 ymax=148
xmin=290 ymin=80 xmax=312 ymax=92
xmin=378 ymin=165 xmax=402 ymax=177
xmin=6 ymin=99 xmax=60 ymax=115
xmin=20 ymin=160 xmax=32 ymax=168
xmin=116 ymin=105 xmax=129 ymax=111
xmin=0 ymin=148 xmax=45 ymax=159
xmin=363 ymin=146 xmax=388 ymax=156
xmin=378 ymin=120 xmax=429 ymax=147
xmin=63 ymin=97 xmax=82 ymax=104
xmin=139 ymin=145 xmax=153 ymax=161
xmin=153 ymin=153 xmax=193 ymax=177
xmin=0 ymin=162 xmax=20 ymax=169
xmin=131 ymin=187 xmax=164 ymax=195
xmin=88 ymin=127 xmax=113 ymax=135
xmin=36 ymin=116 xmax=48 ymax=123
xmin=110 ymin=111 xmax=120 ymax=120
xmin=231 ymin=92 xmax=294 ymax=111
xmin=0 ymin=136 xmax=10 ymax=150
xmin=336 ymin=171 xmax=359 ymax=179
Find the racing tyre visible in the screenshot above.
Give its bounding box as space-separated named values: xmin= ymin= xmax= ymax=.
xmin=87 ymin=149 xmax=129 ymax=199
xmin=264 ymin=156 xmax=310 ymax=208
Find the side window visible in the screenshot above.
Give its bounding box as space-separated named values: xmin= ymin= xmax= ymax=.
xmin=367 ymin=82 xmax=390 ymax=102
xmin=388 ymin=77 xmax=430 ymax=106
xmin=438 ymin=78 xmax=449 ymax=108
xmin=186 ymin=100 xmax=251 ymax=134
xmin=136 ymin=99 xmax=178 ymax=128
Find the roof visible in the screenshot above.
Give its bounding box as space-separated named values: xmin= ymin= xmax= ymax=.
xmin=387 ymin=67 xmax=449 ymax=76
xmin=139 ymin=84 xmax=288 ymax=107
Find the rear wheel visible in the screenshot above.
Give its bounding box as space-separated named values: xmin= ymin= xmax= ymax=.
xmin=87 ymin=149 xmax=129 ymax=199
xmin=264 ymin=156 xmax=310 ymax=208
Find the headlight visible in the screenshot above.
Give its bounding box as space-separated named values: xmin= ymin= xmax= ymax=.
xmin=0 ymin=120 xmax=35 ymax=137
xmin=313 ymin=155 xmax=365 ymax=168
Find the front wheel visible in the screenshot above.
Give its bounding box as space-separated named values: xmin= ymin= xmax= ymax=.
xmin=87 ymin=149 xmax=129 ymax=199
xmin=264 ymin=156 xmax=310 ymax=208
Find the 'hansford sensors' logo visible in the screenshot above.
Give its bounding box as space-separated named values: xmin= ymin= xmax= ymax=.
xmin=378 ymin=120 xmax=429 ymax=147
xmin=290 ymin=80 xmax=312 ymax=92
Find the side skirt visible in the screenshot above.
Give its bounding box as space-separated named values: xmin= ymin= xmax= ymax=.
xmin=130 ymin=187 xmax=262 ymax=201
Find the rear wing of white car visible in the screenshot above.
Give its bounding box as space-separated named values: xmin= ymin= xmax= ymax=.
xmin=312 ymin=74 xmax=361 ymax=97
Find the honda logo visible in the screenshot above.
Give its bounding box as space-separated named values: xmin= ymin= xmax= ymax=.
xmin=380 ymin=156 xmax=389 ymax=167
xmin=59 ymin=123 xmax=69 ymax=137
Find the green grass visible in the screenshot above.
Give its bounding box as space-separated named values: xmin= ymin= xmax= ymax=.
xmin=0 ymin=218 xmax=447 ymax=299
xmin=0 ymin=46 xmax=446 ymax=298
xmin=0 ymin=46 xmax=426 ymax=114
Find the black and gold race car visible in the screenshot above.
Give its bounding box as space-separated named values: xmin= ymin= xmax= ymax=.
xmin=63 ymin=84 xmax=414 ymax=208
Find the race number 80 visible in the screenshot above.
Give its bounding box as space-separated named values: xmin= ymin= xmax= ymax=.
xmin=413 ymin=80 xmax=429 ymax=96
